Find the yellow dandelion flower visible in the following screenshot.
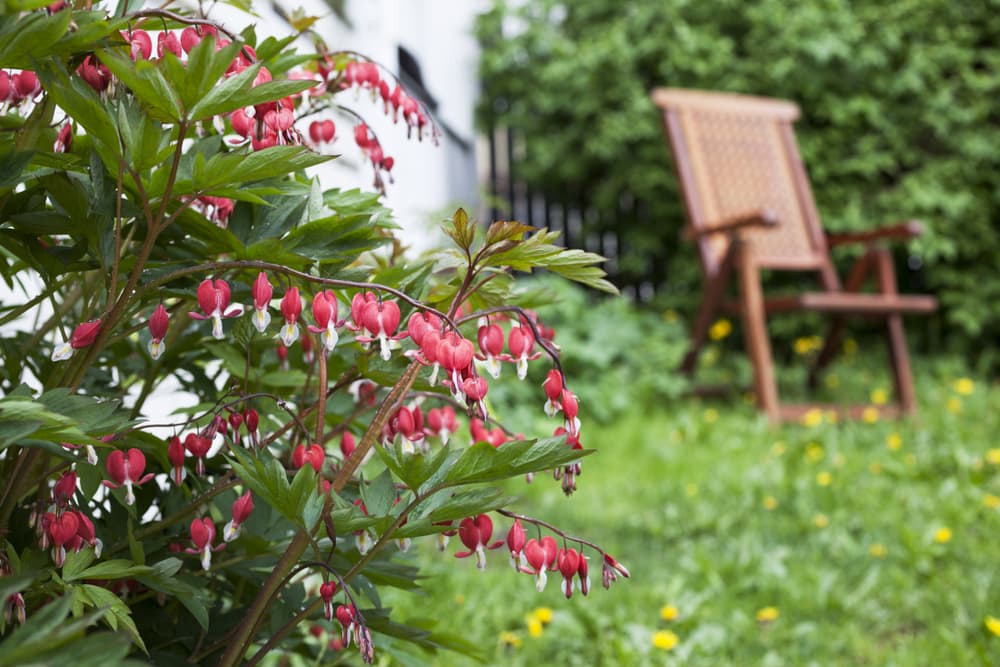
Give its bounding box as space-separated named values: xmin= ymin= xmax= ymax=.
xmin=986 ymin=616 xmax=1000 ymax=637
xmin=813 ymin=514 xmax=829 ymax=528
xmin=947 ymin=397 xmax=962 ymax=414
xmin=499 ymin=631 xmax=523 ymax=648
xmin=869 ymin=543 xmax=888 ymax=558
xmin=771 ymin=441 xmax=786 ymax=456
xmin=454 ymin=594 xmax=465 ymax=606
xmin=987 ymin=449 xmax=1000 ymax=465
xmin=934 ymin=527 xmax=952 ymax=544
xmin=660 ymin=605 xmax=679 ymax=622
xmin=652 ymin=629 xmax=679 ymax=651
xmin=953 ymin=378 xmax=974 ymax=396
xmin=861 ymin=407 xmax=879 ymax=423
xmin=755 ymin=606 xmax=779 ymax=623
xmin=533 ymin=607 xmax=553 ymax=625
xmin=685 ymin=483 xmax=699 ymax=498
xmin=704 ymin=408 xmax=719 ymax=423
xmin=763 ymin=496 xmax=778 ymax=510
xmin=869 ymin=461 xmax=883 ymax=475
xmin=886 ymin=433 xmax=902 ymax=451
xmin=709 ymin=319 xmax=732 ymax=341
xmin=843 ymin=338 xmax=858 ymax=355
xmin=805 ymin=442 xmax=824 ymax=463
xmin=983 ymin=493 xmax=1000 ymax=509
xmin=801 ymin=408 xmax=823 ymax=427
xmin=794 ymin=337 xmax=813 ymax=356
xmin=526 ymin=617 xmax=543 ymax=638
xmin=816 ymin=471 xmax=832 ymax=487
xmin=870 ymin=388 xmax=888 ymax=405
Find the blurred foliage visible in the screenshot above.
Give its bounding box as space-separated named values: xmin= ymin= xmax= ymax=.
xmin=476 ymin=0 xmax=1000 ymax=359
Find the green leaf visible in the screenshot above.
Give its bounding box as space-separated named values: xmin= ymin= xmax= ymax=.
xmin=97 ymin=48 xmax=181 ymax=122
xmin=34 ymin=62 xmax=120 ymax=161
xmin=362 ymin=468 xmax=396 ymax=518
xmin=443 ymin=207 xmax=476 ymax=252
xmin=378 ymin=439 xmax=455 ymax=491
xmin=427 ymin=437 xmax=592 ymax=491
xmin=66 ymin=559 xmax=152 ymax=582
xmin=60 ymin=546 xmax=96 ymax=581
xmin=0 ymin=594 xmax=115 ymax=667
xmin=0 ymin=10 xmax=71 ymax=68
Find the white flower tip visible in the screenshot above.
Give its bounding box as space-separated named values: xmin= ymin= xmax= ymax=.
xmin=51 ymin=342 xmax=73 ymax=362
xmin=280 ymin=323 xmax=299 ymax=347
xmin=211 ymin=316 xmax=224 ymax=339
xmin=223 ymin=520 xmax=240 ymax=542
xmin=201 ymin=549 xmax=212 ymax=571
xmin=536 ymin=571 xmax=547 ymax=592
xmin=149 ymin=340 xmax=164 ymax=360
xmin=253 ymin=309 xmax=271 ymax=333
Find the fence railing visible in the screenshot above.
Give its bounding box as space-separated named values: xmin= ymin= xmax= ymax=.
xmin=480 ymin=124 xmax=669 ymax=301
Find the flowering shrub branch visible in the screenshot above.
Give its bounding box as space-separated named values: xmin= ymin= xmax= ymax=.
xmin=0 ymin=1 xmax=625 ymax=663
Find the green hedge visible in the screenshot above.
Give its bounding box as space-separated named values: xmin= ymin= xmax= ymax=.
xmin=476 ymin=0 xmax=1000 ymax=357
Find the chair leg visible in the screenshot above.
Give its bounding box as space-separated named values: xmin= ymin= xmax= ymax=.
xmin=737 ymin=245 xmax=780 ymax=422
xmin=680 ymin=251 xmax=734 ymax=376
xmin=874 ymin=248 xmax=916 ymax=414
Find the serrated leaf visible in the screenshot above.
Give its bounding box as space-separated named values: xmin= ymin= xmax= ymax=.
xmin=97 ymin=48 xmax=181 ymax=122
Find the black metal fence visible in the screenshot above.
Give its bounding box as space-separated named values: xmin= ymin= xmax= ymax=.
xmin=481 ymin=124 xmax=668 ymax=301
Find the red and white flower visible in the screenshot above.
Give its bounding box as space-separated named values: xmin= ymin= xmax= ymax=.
xmin=189 ymin=279 xmax=242 ymax=339
xmin=51 ymin=319 xmax=101 ymax=362
xmin=454 ymin=514 xmax=503 ymax=570
xmin=308 ymin=290 xmax=342 ymax=353
xmin=102 ymin=448 xmax=154 ymax=505
xmin=186 ymin=517 xmax=225 ymax=571
xmin=279 ymin=287 xmax=302 ymax=346
xmin=223 ymin=490 xmax=254 ymax=542
xmin=250 ymin=272 xmax=273 ymax=333
xmin=148 ymin=303 xmax=169 ymax=359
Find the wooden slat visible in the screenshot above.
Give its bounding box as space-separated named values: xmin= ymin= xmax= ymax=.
xmin=798 ymin=292 xmax=937 ymax=314
xmin=777 ymin=403 xmax=902 ymax=422
xmin=651 ymin=88 xmax=800 ymax=121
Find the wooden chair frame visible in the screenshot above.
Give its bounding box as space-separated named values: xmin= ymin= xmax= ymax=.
xmin=651 ymin=88 xmax=937 ymax=423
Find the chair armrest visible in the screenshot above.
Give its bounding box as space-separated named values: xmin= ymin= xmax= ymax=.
xmin=826 ymin=221 xmax=923 ymax=248
xmin=684 ymin=208 xmax=779 ymax=241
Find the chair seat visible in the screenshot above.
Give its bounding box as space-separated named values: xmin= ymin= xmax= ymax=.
xmin=798 ymin=292 xmax=937 ymax=315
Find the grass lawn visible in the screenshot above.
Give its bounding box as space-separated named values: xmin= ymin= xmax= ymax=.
xmin=376 ymin=358 xmax=1000 ymax=666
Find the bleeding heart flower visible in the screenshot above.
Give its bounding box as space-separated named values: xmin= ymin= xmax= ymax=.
xmin=425 ymin=406 xmax=457 ymax=445
xmin=356 ymin=299 xmax=403 ymax=361
xmin=476 ymin=323 xmax=505 ymax=379
xmin=184 ymin=433 xmax=212 ymax=475
xmin=167 ymin=435 xmax=186 ymax=485
xmin=223 ymin=490 xmax=254 ymax=542
xmin=340 ymin=431 xmax=356 ymax=459
xmin=506 ymin=518 xmax=526 ymax=569
xmin=454 ymin=514 xmax=503 ymax=570
xmin=189 ymin=279 xmax=242 ymax=339
xmin=250 ymin=272 xmax=273 ymax=333
xmin=44 ymin=511 xmax=79 ymax=566
xmin=148 ymin=303 xmax=169 ymax=359
xmin=308 ymin=290 xmax=342 ymax=353
xmin=293 ymin=443 xmax=324 ymax=473
xmin=320 ymin=580 xmax=338 ymax=620
xmin=542 ymin=369 xmax=564 ymax=417
xmin=501 ymin=324 xmax=541 ymax=380
xmin=51 ymin=319 xmax=102 ymax=362
xmin=557 ymin=548 xmax=581 ymax=598
xmin=102 ymin=448 xmax=155 ymax=505
xmin=279 ymin=287 xmax=302 ymax=346
xmin=185 ymin=517 xmax=225 ymax=570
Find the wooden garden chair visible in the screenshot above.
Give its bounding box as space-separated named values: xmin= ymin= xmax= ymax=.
xmin=651 ymin=88 xmax=937 ymax=423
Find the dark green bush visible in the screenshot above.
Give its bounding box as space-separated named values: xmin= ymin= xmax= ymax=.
xmin=476 ymin=0 xmax=1000 ymax=356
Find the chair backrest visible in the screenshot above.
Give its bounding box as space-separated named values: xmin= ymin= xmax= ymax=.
xmin=652 ymin=88 xmax=838 ymax=288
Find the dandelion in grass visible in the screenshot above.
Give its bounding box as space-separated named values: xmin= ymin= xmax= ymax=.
xmin=652 ymin=629 xmax=679 ymax=651
xmin=983 ymin=494 xmax=1000 ymax=510
xmin=816 ymin=471 xmax=832 ymax=487
xmin=953 ymin=378 xmax=974 ymax=396
xmin=870 ymin=388 xmax=888 ymax=405
xmin=454 ymin=594 xmax=465 ymax=606
xmin=862 ymin=407 xmax=879 ymax=423
xmin=763 ymin=496 xmax=778 ymax=510
xmin=805 ymin=442 xmax=824 ymax=463
xmin=886 ymin=433 xmax=902 ymax=451
xmin=934 ymin=527 xmax=952 ymax=544
xmin=813 ymin=514 xmax=829 ymax=528
xmin=947 ymin=397 xmax=962 ymax=414
xmin=708 ymin=318 xmax=731 ymax=341
xmin=499 ymin=631 xmax=522 ymax=649
xmin=755 ymin=606 xmax=779 ymax=624
xmin=986 ymin=616 xmax=1000 ymax=637
xmin=660 ymin=605 xmax=679 ymax=622
xmin=986 ymin=449 xmax=1000 ymax=465
xmin=526 ymin=616 xmax=543 ymax=638
xmin=532 ymin=607 xmax=553 ymax=625
xmin=801 ymin=408 xmax=823 ymax=427
xmin=704 ymin=408 xmax=719 ymax=423
xmin=794 ymin=336 xmax=821 ymax=355
xmin=869 ymin=543 xmax=887 ymax=558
